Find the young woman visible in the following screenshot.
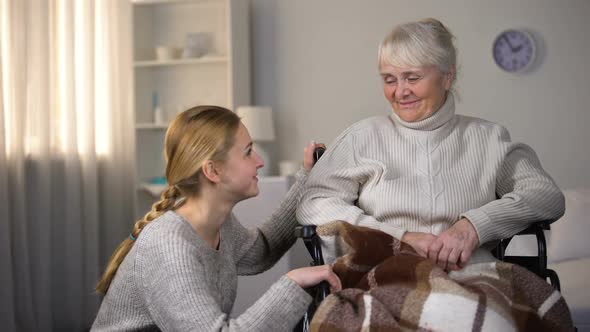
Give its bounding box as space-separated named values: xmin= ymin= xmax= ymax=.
xmin=92 ymin=105 xmax=341 ymax=331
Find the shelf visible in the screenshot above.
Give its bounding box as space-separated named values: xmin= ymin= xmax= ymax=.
xmin=134 ymin=56 xmax=228 ymax=68
xmin=136 ymin=123 xmax=169 ymax=130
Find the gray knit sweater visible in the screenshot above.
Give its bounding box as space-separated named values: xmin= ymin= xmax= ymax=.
xmin=92 ymin=170 xmax=312 ymax=331
xmin=297 ymin=94 xmax=565 ymax=263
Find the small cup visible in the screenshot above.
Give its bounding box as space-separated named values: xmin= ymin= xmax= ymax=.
xmin=155 ymin=46 xmax=177 ymax=61
xmin=279 ymin=160 xmax=300 ymax=177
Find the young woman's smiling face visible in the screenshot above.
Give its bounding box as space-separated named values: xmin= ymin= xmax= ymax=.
xmin=217 ymin=123 xmax=264 ymax=201
xmin=380 ymin=64 xmax=452 ymax=122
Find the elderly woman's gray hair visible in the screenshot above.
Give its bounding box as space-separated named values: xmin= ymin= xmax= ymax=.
xmin=378 ymin=18 xmax=457 ymax=78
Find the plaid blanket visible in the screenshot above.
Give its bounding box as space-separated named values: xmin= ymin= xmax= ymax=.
xmin=310 ymin=221 xmax=574 ymax=332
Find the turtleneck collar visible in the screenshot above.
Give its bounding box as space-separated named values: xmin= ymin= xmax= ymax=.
xmin=389 ymin=93 xmax=455 ymax=131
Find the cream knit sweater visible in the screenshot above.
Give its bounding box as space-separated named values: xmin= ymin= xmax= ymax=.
xmin=92 ymin=170 xmax=311 ymax=331
xmin=297 ymin=95 xmax=565 ymax=263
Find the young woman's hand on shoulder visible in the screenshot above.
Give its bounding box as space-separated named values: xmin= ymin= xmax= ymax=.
xmin=287 ymin=265 xmax=342 ymax=293
xmin=303 ymin=141 xmax=326 ymax=171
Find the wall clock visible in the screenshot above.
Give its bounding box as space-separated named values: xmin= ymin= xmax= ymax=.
xmin=492 ymin=29 xmax=537 ymax=73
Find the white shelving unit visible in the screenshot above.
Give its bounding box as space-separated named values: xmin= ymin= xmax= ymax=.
xmin=131 ymin=0 xmax=250 ymax=217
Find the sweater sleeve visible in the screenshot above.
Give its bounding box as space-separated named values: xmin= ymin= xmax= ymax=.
xmin=138 ymin=231 xmax=311 ymax=332
xmin=233 ymin=168 xmax=309 ymax=275
xmin=296 ymin=130 xmax=407 ymax=241
xmin=461 ymin=126 xmax=565 ymax=245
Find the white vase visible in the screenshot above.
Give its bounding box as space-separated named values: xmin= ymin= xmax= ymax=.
xmin=182 ymin=32 xmax=211 ymax=58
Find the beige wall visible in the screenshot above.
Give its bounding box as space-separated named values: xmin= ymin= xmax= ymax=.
xmin=250 ymin=0 xmax=590 ymax=189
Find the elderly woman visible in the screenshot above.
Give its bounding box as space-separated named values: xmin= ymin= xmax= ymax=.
xmin=297 ymin=18 xmax=565 ymax=272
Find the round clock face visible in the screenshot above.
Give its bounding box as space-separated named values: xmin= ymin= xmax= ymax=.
xmin=493 ymin=30 xmax=536 ymax=73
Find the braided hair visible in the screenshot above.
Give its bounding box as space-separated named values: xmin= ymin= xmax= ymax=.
xmin=96 ymin=106 xmax=241 ymax=295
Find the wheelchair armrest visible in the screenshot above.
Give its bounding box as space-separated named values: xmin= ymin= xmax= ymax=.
xmin=294 ymin=225 xmax=325 ymax=266
xmin=515 ymin=220 xmax=551 ymax=235
xmin=294 ymin=225 xmax=317 ymax=239
xmin=503 ymin=220 xmax=550 ymax=266
xmin=496 ymin=220 xmax=551 ymax=253
xmin=495 ymin=220 xmax=561 ymax=291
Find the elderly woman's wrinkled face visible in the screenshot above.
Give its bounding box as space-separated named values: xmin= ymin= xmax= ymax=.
xmin=380 ymin=64 xmax=452 ymax=122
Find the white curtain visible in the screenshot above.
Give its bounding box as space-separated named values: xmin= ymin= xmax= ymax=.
xmin=0 ymin=0 xmax=136 ymax=330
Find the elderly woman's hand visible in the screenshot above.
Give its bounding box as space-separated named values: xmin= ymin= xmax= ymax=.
xmin=401 ymin=232 xmax=438 ymax=258
xmin=427 ymin=218 xmax=480 ymax=271
xmin=303 ymin=141 xmax=326 ymax=171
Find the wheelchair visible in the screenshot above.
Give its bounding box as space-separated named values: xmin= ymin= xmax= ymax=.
xmin=294 ymin=147 xmax=563 ymax=332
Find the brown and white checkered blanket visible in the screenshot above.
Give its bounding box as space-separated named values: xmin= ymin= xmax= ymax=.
xmin=310 ymin=221 xmax=574 ymax=332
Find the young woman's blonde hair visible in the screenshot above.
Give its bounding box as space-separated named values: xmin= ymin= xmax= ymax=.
xmin=95 ymin=105 xmax=241 ymax=295
xmin=378 ymin=18 xmax=458 ymax=85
